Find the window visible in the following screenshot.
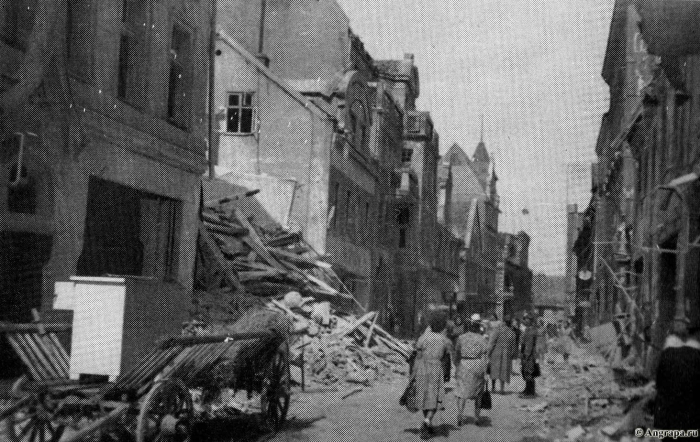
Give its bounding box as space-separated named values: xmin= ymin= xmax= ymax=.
xmin=0 ymin=0 xmax=36 ymax=50
xmin=167 ymin=25 xmax=192 ymax=129
xmin=401 ymin=148 xmax=413 ymax=163
xmin=117 ymin=0 xmax=147 ymax=103
xmin=227 ymin=93 xmax=255 ymax=134
xmin=396 ymin=206 xmax=410 ymax=249
xmin=406 ymin=115 xmax=420 ymax=133
xmin=77 ymin=178 xmax=181 ymax=280
xmin=67 ymin=0 xmax=95 ymax=80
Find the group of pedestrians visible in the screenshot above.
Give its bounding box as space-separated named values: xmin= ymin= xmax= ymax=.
xmin=403 ymin=311 xmax=548 ymax=439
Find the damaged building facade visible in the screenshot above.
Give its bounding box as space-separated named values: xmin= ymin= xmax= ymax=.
xmin=212 ymin=0 xmax=462 ymax=337
xmin=0 ymin=0 xmax=212 ymax=377
xmin=575 ymin=0 xmax=700 ymax=373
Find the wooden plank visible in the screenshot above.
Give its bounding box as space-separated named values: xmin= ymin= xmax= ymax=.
xmin=6 ymin=335 xmax=43 ymax=381
xmin=364 ymin=314 xmax=378 ymax=348
xmin=47 ymin=333 xmax=70 ymax=371
xmin=204 ymin=189 xmax=260 ymax=207
xmin=204 ymin=221 xmax=249 ymax=237
xmin=199 ymin=222 xmax=245 ymax=291
xmin=232 ymin=208 xmax=286 ymax=271
xmin=339 ymin=312 xmax=377 ymax=339
xmin=21 ymin=334 xmax=61 ymax=380
xmin=0 ymin=322 xmax=72 ymax=333
xmin=13 ymin=334 xmax=53 ymax=381
xmin=268 ymin=247 xmax=319 ymax=267
xmin=28 ymin=335 xmax=65 ymax=379
xmin=264 ymin=232 xmax=302 ymax=247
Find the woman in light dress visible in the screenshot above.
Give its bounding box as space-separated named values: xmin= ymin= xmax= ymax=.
xmin=413 ymin=313 xmax=452 ymax=437
xmin=454 ymin=320 xmax=489 ymax=426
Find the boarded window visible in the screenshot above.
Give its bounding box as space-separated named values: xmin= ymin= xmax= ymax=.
xmin=167 ymin=25 xmax=192 ymax=129
xmin=226 ymin=93 xmax=255 ymax=134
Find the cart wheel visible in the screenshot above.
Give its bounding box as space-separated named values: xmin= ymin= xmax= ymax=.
xmin=4 ymin=392 xmax=65 ymax=442
xmin=260 ymin=347 xmax=290 ymax=432
xmin=136 ymin=379 xmax=193 ymax=442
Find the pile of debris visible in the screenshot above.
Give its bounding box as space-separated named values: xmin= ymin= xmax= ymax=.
xmin=522 ymin=345 xmax=656 ymax=442
xmin=193 ymin=193 xmax=411 ymax=389
xmin=194 ymin=197 xmax=359 ymax=323
xmin=267 ymin=295 xmax=411 ymax=388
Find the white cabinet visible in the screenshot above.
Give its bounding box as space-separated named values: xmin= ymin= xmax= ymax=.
xmin=54 ymin=276 xmax=189 ymax=381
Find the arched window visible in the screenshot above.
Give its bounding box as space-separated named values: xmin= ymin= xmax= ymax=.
xmin=349 ymin=100 xmax=367 ymax=150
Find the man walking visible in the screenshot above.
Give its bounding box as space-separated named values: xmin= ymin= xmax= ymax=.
xmin=520 ymin=314 xmax=539 ymax=398
xmin=654 ymin=320 xmax=700 ymax=433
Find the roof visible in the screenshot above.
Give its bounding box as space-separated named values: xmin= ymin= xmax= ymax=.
xmin=473 ymin=140 xmax=489 ymax=163
xmin=602 ymin=0 xmax=630 ymax=84
xmin=451 ymin=158 xmax=487 ymax=198
xmin=464 ymin=198 xmax=480 ymax=248
xmin=445 ymin=143 xmax=470 ymax=166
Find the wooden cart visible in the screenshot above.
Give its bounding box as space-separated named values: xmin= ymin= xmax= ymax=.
xmin=0 ymin=315 xmax=292 ymax=442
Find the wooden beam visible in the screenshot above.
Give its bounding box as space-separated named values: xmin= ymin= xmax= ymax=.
xmin=232 ymin=208 xmax=286 ymax=271
xmin=198 ymin=223 xmax=244 ymax=291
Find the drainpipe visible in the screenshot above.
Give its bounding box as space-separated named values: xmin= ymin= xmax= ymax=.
xmin=207 ymin=0 xmax=217 ymax=180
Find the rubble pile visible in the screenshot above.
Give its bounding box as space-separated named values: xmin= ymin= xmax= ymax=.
xmin=194 ymin=197 xmax=412 ymax=390
xmin=268 ymin=299 xmax=411 ymax=388
xmin=527 ymin=345 xmax=656 ymax=442
xmin=194 ymin=200 xmax=359 ymax=322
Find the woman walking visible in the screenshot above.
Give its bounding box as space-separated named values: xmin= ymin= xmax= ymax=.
xmin=488 ymin=316 xmax=517 ymax=394
xmin=555 ymin=320 xmax=575 ymax=362
xmin=454 ymin=319 xmax=489 ymax=426
xmin=413 ymin=313 xmax=452 ymax=438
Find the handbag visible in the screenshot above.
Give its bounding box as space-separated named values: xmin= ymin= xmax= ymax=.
xmin=399 ymin=376 xmax=419 ymax=413
xmin=480 ymin=382 xmax=492 ymax=410
xmin=533 ymin=362 xmax=541 ymax=378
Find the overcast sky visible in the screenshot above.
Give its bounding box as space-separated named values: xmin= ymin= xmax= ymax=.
xmin=336 ymin=0 xmax=613 ymax=275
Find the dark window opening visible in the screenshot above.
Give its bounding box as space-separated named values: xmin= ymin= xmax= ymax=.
xmin=407 ymin=115 xmax=420 ymax=133
xmin=399 ymin=228 xmax=407 ymax=248
xmin=401 ymin=148 xmax=413 ymax=163
xmin=226 ymin=92 xmax=254 ymax=134
xmin=167 ymin=25 xmax=192 ymax=129
xmin=77 ymin=177 xmax=181 ymax=280
xmin=7 ymin=164 xmax=36 ymax=214
xmin=67 ymin=0 xmax=95 ymax=80
xmin=117 ymin=0 xmax=146 ymax=103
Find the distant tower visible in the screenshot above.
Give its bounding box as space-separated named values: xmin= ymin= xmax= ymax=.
xmin=473 ymin=116 xmax=491 ymax=190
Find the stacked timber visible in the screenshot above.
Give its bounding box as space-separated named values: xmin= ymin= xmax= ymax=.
xmin=267 ymin=299 xmax=412 ymax=387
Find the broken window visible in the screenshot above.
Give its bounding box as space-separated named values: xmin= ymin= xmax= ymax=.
xmin=117 ymin=0 xmax=147 ymax=104
xmin=167 ymin=25 xmax=192 ymax=129
xmin=0 ymin=0 xmax=36 ymax=50
xmin=226 ymin=92 xmax=255 ymax=134
xmin=77 ymin=178 xmax=181 ymax=280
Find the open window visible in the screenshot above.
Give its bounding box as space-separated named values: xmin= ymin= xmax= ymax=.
xmin=77 ymin=177 xmax=181 ymax=280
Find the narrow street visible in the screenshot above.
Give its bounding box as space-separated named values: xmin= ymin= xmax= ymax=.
xmin=192 ymin=343 xmax=652 ymax=442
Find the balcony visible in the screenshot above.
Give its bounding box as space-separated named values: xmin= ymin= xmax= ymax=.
xmin=404 ymin=111 xmax=433 ymax=139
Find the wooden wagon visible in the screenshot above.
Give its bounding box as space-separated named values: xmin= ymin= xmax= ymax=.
xmin=0 ymin=311 xmax=293 ymax=442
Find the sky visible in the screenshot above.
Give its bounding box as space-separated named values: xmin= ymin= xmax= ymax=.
xmin=336 ymin=0 xmax=613 ymax=275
